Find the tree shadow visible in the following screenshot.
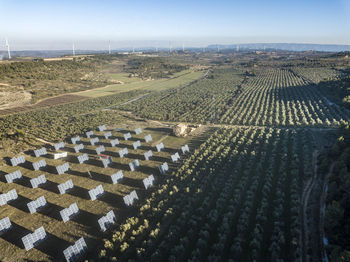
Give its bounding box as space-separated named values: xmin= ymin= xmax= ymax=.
xmin=0 ymin=222 xmax=31 ymax=249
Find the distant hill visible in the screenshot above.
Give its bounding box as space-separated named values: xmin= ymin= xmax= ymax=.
xmin=208 ymin=43 xmax=350 ymax=52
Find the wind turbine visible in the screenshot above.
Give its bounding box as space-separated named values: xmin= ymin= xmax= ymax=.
xmin=72 ymin=43 xmax=75 ymax=56
xmin=5 ymin=38 xmax=11 ymax=59
xmin=182 ymin=42 xmax=185 ymax=52
xmin=108 ymin=41 xmax=111 ymax=54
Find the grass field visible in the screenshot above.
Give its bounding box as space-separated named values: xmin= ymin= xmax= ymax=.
xmin=79 ymin=70 xmax=203 ymax=98
xmin=0 ymin=120 xmax=211 ymax=261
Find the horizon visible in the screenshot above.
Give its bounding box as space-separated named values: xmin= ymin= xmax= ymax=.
xmin=1 ymin=0 xmax=350 ymax=50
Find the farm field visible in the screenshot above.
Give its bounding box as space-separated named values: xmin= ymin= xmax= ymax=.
xmin=0 ymin=121 xmax=210 ymax=261
xmin=79 ymin=70 xmax=203 ymax=98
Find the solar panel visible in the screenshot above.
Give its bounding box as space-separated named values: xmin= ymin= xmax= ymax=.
xmin=129 ymin=159 xmax=140 ymax=171
xmin=0 ymin=217 xmax=12 ymax=232
xmin=34 ymin=147 xmax=47 ymax=158
xmin=104 ymin=131 xmax=112 ymax=139
xmin=98 ymin=125 xmax=107 ymax=132
xmin=118 ymin=148 xmax=128 ymax=158
xmin=144 ymin=150 xmax=153 ymax=161
xmin=32 ymin=159 xmax=47 ymax=171
xmin=74 ymin=143 xmax=84 ymax=153
xmin=132 ymin=140 xmax=141 ymax=150
xmin=111 ymin=171 xmax=123 ymax=184
xmin=54 ymin=151 xmax=68 ymax=160
xmin=98 ymin=210 xmax=116 ymax=232
xmin=123 ymin=190 xmax=139 ymax=206
xmin=171 ymin=152 xmax=180 ymax=163
xmin=95 ymin=145 xmax=105 ymax=155
xmin=63 ymin=237 xmax=87 ymax=262
xmin=101 ymin=156 xmax=113 ymax=168
xmin=86 ymin=130 xmax=94 ymax=138
xmin=5 ymin=170 xmax=22 ymax=183
xmin=123 ymin=132 xmax=132 ymax=140
xmin=88 ymin=185 xmax=104 ymax=201
xmin=27 ymin=196 xmax=47 ymax=214
xmin=90 ymin=137 xmax=99 ymax=146
xmin=110 ymin=138 xmax=119 ymax=147
xmin=134 ymin=128 xmax=142 ymax=135
xmin=10 ymin=155 xmax=25 ymax=166
xmin=58 ymin=179 xmax=74 ymax=195
xmin=144 ymin=134 xmax=152 ymax=143
xmin=22 ymin=226 xmax=46 ymax=251
xmin=56 ymin=162 xmax=70 ymax=175
xmin=60 ymin=203 xmax=79 ymax=223
xmin=71 ymin=136 xmax=80 ymax=144
xmin=156 ymin=142 xmax=165 ymax=152
xmin=30 ymin=174 xmax=47 ymax=189
xmin=0 ymin=189 xmax=18 ymax=206
xmin=54 ymin=142 xmax=65 ymax=151
xmin=143 ymin=174 xmax=155 ymax=189
xmin=159 ymin=162 xmax=169 ymax=174
xmin=77 ymin=153 xmax=89 ymax=164
xmin=181 ymin=144 xmax=190 ymax=154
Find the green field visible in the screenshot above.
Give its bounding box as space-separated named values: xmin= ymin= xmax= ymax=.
xmin=79 ymin=70 xmax=203 ymax=97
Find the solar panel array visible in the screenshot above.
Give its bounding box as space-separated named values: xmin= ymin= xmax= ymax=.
xmin=95 ymin=145 xmax=105 ymax=155
xmin=118 ymin=148 xmax=128 ymax=158
xmin=101 ymin=156 xmax=113 ymax=168
xmin=58 ymin=179 xmax=74 ymax=195
xmin=110 ymin=138 xmax=119 ymax=147
xmin=32 ymin=159 xmax=47 ymax=171
xmin=111 ymin=171 xmax=123 ymax=184
xmin=88 ymin=185 xmax=104 ymax=201
xmin=159 ymin=162 xmax=169 ymax=174
xmin=86 ymin=130 xmax=94 ymax=138
xmin=27 ymin=196 xmax=47 ymax=214
xmin=134 ymin=127 xmax=142 ymax=135
xmin=77 ymin=153 xmax=89 ymax=164
xmin=34 ymin=147 xmax=47 ymax=157
xmin=0 ymin=189 xmax=18 ymax=206
xmin=144 ymin=150 xmax=153 ymax=161
xmin=56 ymin=162 xmax=70 ymax=175
xmin=104 ymin=131 xmax=112 ymax=139
xmin=63 ymin=237 xmax=87 ymax=262
xmin=22 ymin=226 xmax=46 ymax=251
xmin=181 ymin=144 xmax=190 ymax=154
xmin=98 ymin=125 xmax=107 ymax=132
xmin=90 ymin=137 xmax=99 ymax=146
xmin=171 ymin=152 xmax=180 ymax=163
xmin=156 ymin=142 xmax=165 ymax=152
xmin=132 ymin=140 xmax=141 ymax=150
xmin=54 ymin=142 xmax=65 ymax=151
xmin=143 ymin=174 xmax=155 ymax=189
xmin=71 ymin=136 xmax=80 ymax=144
xmin=10 ymin=155 xmax=25 ymax=166
xmin=60 ymin=203 xmax=79 ymax=223
xmin=144 ymin=134 xmax=152 ymax=143
xmin=124 ymin=132 xmax=132 ymax=140
xmin=74 ymin=143 xmax=84 ymax=153
xmin=129 ymin=159 xmax=140 ymax=171
xmin=54 ymin=152 xmax=68 ymax=160
xmin=98 ymin=210 xmax=116 ymax=232
xmin=5 ymin=170 xmax=22 ymax=183
xmin=123 ymin=190 xmax=138 ymax=206
xmin=30 ymin=174 xmax=47 ymax=189
xmin=0 ymin=217 xmax=11 ymax=232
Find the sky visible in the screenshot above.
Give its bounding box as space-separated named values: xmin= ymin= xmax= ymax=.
xmin=0 ymin=0 xmax=350 ymax=50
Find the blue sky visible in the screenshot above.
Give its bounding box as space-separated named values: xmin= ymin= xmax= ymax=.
xmin=0 ymin=0 xmax=350 ymax=50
